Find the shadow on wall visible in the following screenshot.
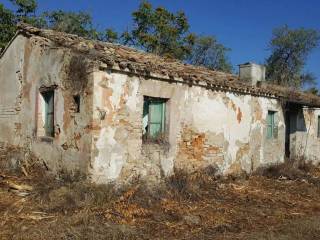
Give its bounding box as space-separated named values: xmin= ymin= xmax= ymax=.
xmin=284 ymin=102 xmax=308 ymax=159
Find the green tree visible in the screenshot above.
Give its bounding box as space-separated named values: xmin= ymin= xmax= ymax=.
xmin=0 ymin=1 xmax=102 ymax=51
xmin=0 ymin=4 xmax=16 ymax=50
xmin=10 ymin=0 xmax=37 ymax=17
xmin=188 ymin=35 xmax=232 ymax=72
xmin=10 ymin=0 xmax=41 ymax=26
xmin=42 ymin=10 xmax=98 ymax=39
xmin=42 ymin=12 xmax=121 ymax=42
xmin=0 ymin=0 xmax=42 ymax=51
xmin=104 ymin=28 xmax=119 ymax=43
xmin=305 ymin=86 xmax=319 ymax=95
xmin=122 ymin=1 xmax=195 ymax=60
xmin=266 ymin=25 xmax=320 ymax=89
xmin=1 ymin=0 xmax=233 ymax=72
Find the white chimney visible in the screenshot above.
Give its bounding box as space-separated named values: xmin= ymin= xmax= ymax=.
xmin=239 ymin=62 xmax=266 ymax=86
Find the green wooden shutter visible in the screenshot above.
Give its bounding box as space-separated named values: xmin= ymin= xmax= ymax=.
xmin=267 ymin=112 xmax=273 ymax=139
xmin=149 ymin=101 xmax=165 ymax=138
xmin=43 ymin=91 xmax=54 ymax=137
xmin=318 ymin=116 xmax=320 ymax=138
xmin=267 ymin=111 xmax=278 ymax=139
xmin=273 ymin=112 xmax=278 ymax=139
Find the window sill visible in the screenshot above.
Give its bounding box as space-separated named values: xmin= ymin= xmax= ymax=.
xmin=38 ymin=136 xmax=54 ymax=143
xmin=142 ymin=137 xmax=170 ymax=149
xmin=266 ymin=138 xmax=278 ymax=141
xmin=142 ymin=140 xmax=170 ymax=152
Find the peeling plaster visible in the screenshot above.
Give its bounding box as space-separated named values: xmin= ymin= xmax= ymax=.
xmin=1 ymin=33 xmax=320 ymax=184
xmin=92 ymin=127 xmax=125 ymax=183
xmin=161 ymin=156 xmax=174 ymax=176
xmin=126 ymin=77 xmax=140 ymax=112
xmin=89 ymin=71 xmax=290 ymax=181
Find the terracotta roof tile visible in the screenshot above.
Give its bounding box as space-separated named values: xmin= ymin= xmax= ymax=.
xmin=17 ymin=23 xmax=320 ymax=107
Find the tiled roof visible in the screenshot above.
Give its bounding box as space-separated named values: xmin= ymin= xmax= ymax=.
xmin=16 ymin=23 xmax=320 ymax=107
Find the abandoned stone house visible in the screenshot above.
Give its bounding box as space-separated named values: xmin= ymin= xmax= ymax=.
xmin=1 ymin=24 xmax=320 ymax=183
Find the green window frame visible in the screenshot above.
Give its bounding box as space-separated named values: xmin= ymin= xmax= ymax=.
xmin=143 ymin=97 xmax=166 ymax=140
xmin=41 ymin=90 xmax=55 ymax=137
xmin=267 ymin=111 xmax=278 ymax=139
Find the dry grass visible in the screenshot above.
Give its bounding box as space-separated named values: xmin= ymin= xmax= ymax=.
xmin=1 ymin=162 xmax=320 ymax=239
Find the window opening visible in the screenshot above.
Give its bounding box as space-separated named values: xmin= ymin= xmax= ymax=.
xmin=41 ymin=90 xmax=54 ymax=137
xmin=73 ymin=95 xmax=80 ymax=113
xmin=143 ymin=96 xmax=166 ymax=140
xmin=267 ymin=111 xmax=278 ymax=139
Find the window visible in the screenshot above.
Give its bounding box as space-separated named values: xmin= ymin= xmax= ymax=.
xmin=267 ymin=111 xmax=278 ymax=139
xmin=318 ymin=116 xmax=320 ymax=138
xmin=143 ymin=97 xmax=167 ymax=140
xmin=41 ymin=90 xmax=54 ymax=137
xmin=73 ymin=95 xmax=80 ymax=113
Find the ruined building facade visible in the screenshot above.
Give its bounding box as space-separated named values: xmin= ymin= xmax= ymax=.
xmin=1 ymin=24 xmax=320 ymax=183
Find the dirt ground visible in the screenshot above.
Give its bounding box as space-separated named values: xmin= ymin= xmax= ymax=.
xmin=1 ymin=162 xmax=320 ymax=240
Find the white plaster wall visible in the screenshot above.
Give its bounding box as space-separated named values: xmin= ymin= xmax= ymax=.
xmin=2 ymin=35 xmax=315 ymax=183
xmin=90 ymin=71 xmax=142 ymax=183
xmin=0 ymin=34 xmax=93 ymax=174
xmin=290 ymin=108 xmax=320 ymax=164
xmin=90 ymin=71 xmax=286 ymax=183
xmin=182 ymin=87 xmax=285 ymax=173
xmin=0 ymin=35 xmax=26 ymax=145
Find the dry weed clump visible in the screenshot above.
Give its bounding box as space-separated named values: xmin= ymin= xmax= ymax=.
xmin=166 ymin=166 xmax=219 ymax=200
xmin=254 ymin=158 xmax=320 ymax=184
xmin=34 ymin=179 xmax=119 ymax=213
xmin=2 ymin=158 xmax=320 ymax=239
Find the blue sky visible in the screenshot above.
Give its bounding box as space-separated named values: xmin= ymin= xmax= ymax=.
xmin=2 ymin=0 xmax=320 ymax=86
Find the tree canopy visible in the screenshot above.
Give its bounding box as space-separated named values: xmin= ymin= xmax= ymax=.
xmin=266 ymin=25 xmax=320 ymax=89
xmin=2 ymin=0 xmax=319 ymax=85
xmin=10 ymin=0 xmax=37 ymax=18
xmin=41 ymin=11 xmax=98 ymax=39
xmin=122 ymin=1 xmax=196 ymax=60
xmin=188 ymin=35 xmax=232 ymax=73
xmin=0 ymin=4 xmax=16 ymax=50
xmin=103 ymin=28 xmax=119 ymax=43
xmin=0 ymin=0 xmax=39 ymax=50
xmin=0 ymin=0 xmax=232 ymax=72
